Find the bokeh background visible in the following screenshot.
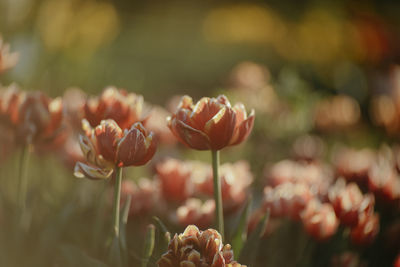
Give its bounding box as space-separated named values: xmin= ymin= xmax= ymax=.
xmin=2 ymin=0 xmax=400 ymax=266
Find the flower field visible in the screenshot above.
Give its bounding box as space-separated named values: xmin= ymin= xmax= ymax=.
xmin=1 ymin=1 xmax=400 ymax=266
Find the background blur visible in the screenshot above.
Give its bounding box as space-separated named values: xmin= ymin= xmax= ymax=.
xmin=1 ymin=0 xmax=400 ymax=104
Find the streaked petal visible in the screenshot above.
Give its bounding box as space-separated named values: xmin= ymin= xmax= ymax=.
xmin=74 ymin=162 xmax=113 ymax=180
xmin=175 ymin=120 xmax=210 ymax=150
xmin=94 ymin=120 xmax=122 ymax=163
xmin=204 ymin=107 xmax=236 ymax=150
xmin=229 ymin=110 xmax=255 ymax=146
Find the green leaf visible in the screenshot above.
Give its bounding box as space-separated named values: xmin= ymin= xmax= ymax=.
xmin=231 ymin=197 xmax=252 ymax=257
xmin=152 ymin=216 xmax=171 ymax=245
xmin=238 ymin=208 xmax=270 ymax=266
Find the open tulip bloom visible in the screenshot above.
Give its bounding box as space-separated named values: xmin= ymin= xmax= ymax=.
xmin=74 ymin=119 xmax=156 ymax=263
xmin=168 ymin=95 xmax=255 ymax=239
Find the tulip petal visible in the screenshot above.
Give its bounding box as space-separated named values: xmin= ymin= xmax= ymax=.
xmin=204 ymin=107 xmax=236 ymax=150
xmin=74 ymin=162 xmax=113 ymax=180
xmin=94 ymin=120 xmax=122 ymax=163
xmin=174 ymin=119 xmax=211 ymax=150
xmin=116 ymin=125 xmax=147 ymax=166
xmin=229 ymin=110 xmax=255 ymax=146
xmin=190 ymin=97 xmax=224 ymax=130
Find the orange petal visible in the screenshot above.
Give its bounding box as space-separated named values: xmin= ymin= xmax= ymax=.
xmin=94 ymin=120 xmax=122 ymax=163
xmin=116 ymin=124 xmax=149 ymax=166
xmin=174 ymin=120 xmax=210 ymax=150
xmin=204 ymin=107 xmax=236 ymax=150
xmin=229 ymin=110 xmax=255 ymax=146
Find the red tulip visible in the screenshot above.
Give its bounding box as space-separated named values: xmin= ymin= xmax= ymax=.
xmin=301 ymin=200 xmax=339 ymax=241
xmin=1 ymin=86 xmax=65 ymax=148
xmin=329 ymin=180 xmax=375 ymax=227
xmin=74 ymin=119 xmax=156 ymax=179
xmin=167 ymin=95 xmax=254 ymax=150
xmin=350 ymin=212 xmax=379 ymax=246
xmin=84 ymin=87 xmax=147 ymax=130
xmin=176 ymin=198 xmax=215 ymax=229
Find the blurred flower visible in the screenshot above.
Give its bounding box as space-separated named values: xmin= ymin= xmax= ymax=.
xmin=158 ymin=225 xmax=245 ymax=267
xmin=121 ymin=178 xmax=159 ymax=217
xmin=196 ymin=161 xmax=253 ymax=214
xmin=331 ymin=252 xmax=365 ymax=267
xmin=291 ymin=134 xmax=324 ymax=163
xmin=265 ymin=160 xmax=333 ymax=199
xmin=301 ymin=199 xmax=339 ymax=241
xmin=56 ymin=135 xmax=84 ymax=170
xmin=262 ymin=182 xmax=313 ymax=220
xmin=314 ymin=95 xmax=360 ymax=132
xmin=62 ymin=87 xmax=86 ymax=131
xmin=74 ymin=120 xmax=156 ymax=179
xmin=167 ymin=95 xmax=254 ymax=150
xmin=333 ymin=147 xmax=375 ymax=183
xmin=176 ymin=198 xmax=215 ymax=229
xmin=370 ymin=66 xmax=400 ymax=135
xmin=144 ymin=106 xmax=177 ymax=145
xmin=368 ymin=158 xmax=400 ymax=207
xmin=155 ymin=157 xmax=194 ymax=203
xmin=395 ymin=254 xmax=400 ymax=267
xmin=229 ymin=61 xmax=270 ymax=90
xmin=329 ymin=180 xmax=375 ymax=227
xmin=0 ymin=85 xmax=65 ymax=148
xmin=0 ymin=36 xmax=19 ymax=74
xmin=84 ymin=87 xmax=148 ymax=130
xmin=350 ymin=212 xmax=379 ymax=246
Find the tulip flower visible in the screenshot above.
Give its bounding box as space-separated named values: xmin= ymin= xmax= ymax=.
xmin=157 ymin=225 xmax=246 ymax=267
xmin=0 ymin=86 xmax=64 ymax=227
xmin=84 ymin=87 xmax=147 ymax=130
xmin=301 ymin=200 xmax=339 ymax=241
xmin=74 ymin=119 xmax=156 ymax=263
xmin=168 ymin=95 xmax=255 ymax=239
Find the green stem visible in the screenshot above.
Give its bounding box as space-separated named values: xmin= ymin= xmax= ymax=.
xmin=112 ymin=166 xmax=123 ymax=239
xmin=17 ymin=145 xmax=30 ymax=223
xmin=211 ymin=150 xmax=224 ymax=240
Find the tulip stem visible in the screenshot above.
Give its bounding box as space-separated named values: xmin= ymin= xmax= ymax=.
xmin=211 ymin=150 xmax=224 ymax=240
xmin=112 ymin=166 xmax=123 ymax=239
xmin=17 ymin=145 xmax=30 ymax=227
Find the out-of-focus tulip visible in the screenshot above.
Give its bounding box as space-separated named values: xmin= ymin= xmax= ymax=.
xmin=74 ymin=120 xmax=156 ymax=179
xmin=333 ymin=147 xmax=375 ymax=184
xmin=157 ymin=225 xmax=245 ymax=267
xmin=329 ymin=180 xmax=375 ymax=227
xmin=62 ymin=88 xmax=86 ymax=131
xmin=196 ymin=161 xmax=253 ymax=214
xmin=350 ymin=212 xmax=379 ymax=246
xmin=1 ymin=86 xmax=65 ymax=148
xmin=262 ymin=182 xmax=313 ymax=220
xmin=155 ymin=158 xmax=194 ymax=203
xmin=368 ymin=159 xmax=400 ymax=206
xmin=394 ymin=254 xmax=400 ymax=267
xmin=0 ymin=37 xmax=19 ymax=74
xmin=145 ymin=106 xmax=177 ymax=145
xmin=301 ymin=199 xmax=339 ymax=241
xmin=84 ymin=87 xmax=147 ymax=130
xmin=167 ymin=95 xmax=254 ymax=151
xmin=265 ymin=159 xmax=333 ymax=200
xmin=314 ymin=95 xmax=360 ymax=132
xmin=120 ymin=178 xmax=159 ymax=217
xmin=331 ymin=252 xmax=365 ymax=267
xmin=291 ymin=134 xmax=324 ymax=163
xmin=176 ymin=198 xmax=215 ymax=229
